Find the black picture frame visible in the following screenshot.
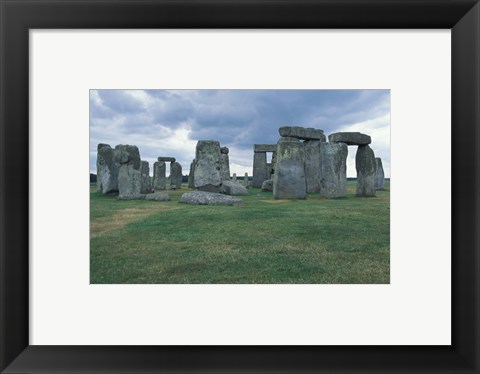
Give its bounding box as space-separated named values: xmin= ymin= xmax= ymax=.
xmin=1 ymin=0 xmax=479 ymax=373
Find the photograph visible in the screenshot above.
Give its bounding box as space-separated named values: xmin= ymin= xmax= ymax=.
xmin=90 ymin=89 xmax=390 ymax=284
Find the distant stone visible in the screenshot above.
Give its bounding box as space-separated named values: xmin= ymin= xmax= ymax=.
xmin=273 ymin=137 xmax=306 ymax=199
xmin=375 ymin=157 xmax=385 ymax=190
xmin=279 ymin=126 xmax=326 ymax=141
xmin=356 ymin=145 xmax=376 ymax=197
xmin=145 ymin=193 xmax=170 ymax=201
xmin=96 ymin=144 xmax=119 ymax=194
xmin=157 ymin=156 xmax=176 ymax=162
xmin=261 ymin=179 xmax=273 ymax=192
xmin=304 ymin=140 xmax=321 ymax=193
xmin=169 ymin=161 xmax=183 ymax=189
xmin=117 ymin=194 xmax=146 ymax=200
xmin=328 ymin=132 xmax=371 ymax=146
xmin=153 ymin=161 xmax=166 ymax=190
xmin=319 ymin=142 xmax=348 ymax=198
xmin=188 ymin=160 xmax=195 ymax=189
xmin=252 ymin=151 xmax=268 ymax=188
xmin=140 ymin=160 xmax=152 ymax=194
xmin=114 ymin=145 xmax=141 ymax=198
xmin=194 ymin=140 xmax=222 ymax=192
xmin=179 ymin=191 xmax=245 ymax=206
xmin=243 ymin=173 xmax=249 ymax=187
xmin=221 ymin=180 xmax=248 ymax=196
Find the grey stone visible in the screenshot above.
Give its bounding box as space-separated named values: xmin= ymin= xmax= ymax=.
xmin=261 ymin=179 xmax=273 ymax=192
xmin=328 ymin=132 xmax=371 ymax=146
xmin=273 ymin=137 xmax=306 ymax=199
xmin=243 ymin=173 xmax=249 ymax=187
xmin=170 ymin=161 xmax=183 ymax=189
xmin=140 ymin=160 xmax=152 ymax=194
xmin=254 ymin=144 xmax=277 ymax=153
xmin=319 ymin=142 xmax=348 ymax=198
xmin=117 ymin=194 xmax=146 ymax=200
xmin=220 ymin=180 xmax=248 ymax=196
xmin=356 ymin=145 xmax=376 ymax=197
xmin=232 ymin=173 xmax=237 ymax=181
xmin=375 ymin=157 xmax=385 ymax=190
xmin=188 ymin=160 xmax=195 ymax=188
xmin=220 ymin=153 xmax=231 ymax=181
xmin=279 ymin=126 xmax=326 ymax=141
xmin=145 ymin=193 xmax=170 ymax=201
xmin=304 ymin=140 xmax=322 ymax=193
xmin=220 ymin=146 xmax=229 ymax=154
xmin=153 ymin=161 xmax=166 ymax=190
xmin=252 ymin=151 xmax=268 ymax=188
xmin=179 ymin=190 xmax=245 ymax=206
xmin=114 ymin=145 xmax=141 ymax=198
xmin=96 ymin=144 xmax=119 ymax=194
xmin=158 ymin=156 xmax=176 ymax=162
xmin=194 ymin=140 xmax=223 ymax=192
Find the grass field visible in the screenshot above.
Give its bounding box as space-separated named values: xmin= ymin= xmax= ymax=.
xmin=90 ymin=181 xmax=390 ymax=284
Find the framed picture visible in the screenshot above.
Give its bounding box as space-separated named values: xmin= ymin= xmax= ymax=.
xmin=1 ymin=0 xmax=479 ymax=373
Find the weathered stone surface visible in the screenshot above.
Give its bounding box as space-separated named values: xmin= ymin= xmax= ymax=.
xmin=140 ymin=161 xmax=152 ymax=194
xmin=114 ymin=145 xmax=141 ymax=198
xmin=243 ymin=173 xmax=249 ymax=187
xmin=319 ymin=142 xmax=348 ymax=198
xmin=96 ymin=143 xmax=119 ymax=194
xmin=220 ymin=146 xmax=229 ymax=154
xmin=117 ymin=193 xmax=146 ymax=200
xmin=254 ymin=144 xmax=277 ymax=153
xmin=328 ymin=132 xmax=371 ymax=146
xmin=279 ymin=126 xmax=326 ymax=141
xmin=145 ymin=192 xmax=170 ymax=201
xmin=356 ymin=145 xmax=376 ymax=197
xmin=304 ymin=140 xmax=322 ymax=193
xmin=170 ymin=161 xmax=183 ymax=189
xmin=221 ymin=180 xmax=248 ymax=196
xmin=232 ymin=173 xmax=237 ymax=181
xmin=194 ymin=140 xmax=222 ymax=192
xmin=220 ymin=153 xmax=231 ymax=181
xmin=261 ymin=179 xmax=273 ymax=192
xmin=273 ymin=137 xmax=306 ymax=199
xmin=252 ymin=152 xmax=268 ymax=188
xmin=153 ymin=161 xmax=166 ymax=190
xmin=188 ymin=160 xmax=195 ymax=189
xmin=179 ymin=191 xmax=245 ymax=206
xmin=375 ymin=157 xmax=385 ymax=190
xmin=114 ymin=144 xmax=141 ymax=169
xmin=158 ymin=156 xmax=176 ymax=162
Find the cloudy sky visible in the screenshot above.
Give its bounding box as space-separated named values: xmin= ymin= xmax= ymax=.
xmin=90 ymin=89 xmax=390 ymax=178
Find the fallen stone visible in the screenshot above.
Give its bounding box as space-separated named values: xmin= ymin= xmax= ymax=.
xmin=153 ymin=161 xmax=166 ymax=190
xmin=328 ymin=132 xmax=371 ymax=146
xmin=158 ymin=156 xmax=176 ymax=162
xmin=356 ymin=145 xmax=376 ymax=197
xmin=145 ymin=193 xmax=170 ymax=201
xmin=96 ymin=143 xmax=119 ymax=194
xmin=194 ymin=140 xmax=222 ymax=192
xmin=221 ymin=180 xmax=248 ymax=196
xmin=319 ymin=142 xmax=348 ymax=198
xmin=273 ymin=137 xmax=306 ymax=199
xmin=304 ymin=140 xmax=322 ymax=193
xmin=169 ymin=161 xmax=183 ymax=189
xmin=261 ymin=179 xmax=273 ymax=192
xmin=375 ymin=157 xmax=385 ymax=190
xmin=279 ymin=126 xmax=326 ymax=141
xmin=179 ymin=191 xmax=245 ymax=206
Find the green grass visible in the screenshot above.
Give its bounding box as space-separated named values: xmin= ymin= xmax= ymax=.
xmin=90 ymin=181 xmax=390 ymax=284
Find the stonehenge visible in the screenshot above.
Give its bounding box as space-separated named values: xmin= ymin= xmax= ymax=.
xmin=193 ymin=140 xmax=223 ymax=192
xmin=252 ymin=144 xmax=276 ymax=188
xmin=220 ymin=147 xmax=231 ymax=181
xmin=140 ymin=161 xmax=152 ymax=194
xmin=169 ymin=161 xmax=183 ymax=189
xmin=319 ymin=142 xmax=348 ymax=198
xmin=329 ymin=132 xmax=371 ymax=145
xmin=304 ymin=140 xmax=322 ymax=193
xmin=96 ymin=144 xmax=119 ymax=194
xmin=273 ymin=137 xmax=307 ymax=199
xmin=153 ymin=161 xmax=167 ymax=190
xmin=279 ymin=126 xmax=326 ymax=141
xmin=188 ymin=160 xmax=195 ymax=188
xmin=356 ymin=145 xmax=376 ymax=197
xmin=375 ymin=158 xmax=385 ymax=190
xmin=114 ymin=144 xmax=142 ymax=198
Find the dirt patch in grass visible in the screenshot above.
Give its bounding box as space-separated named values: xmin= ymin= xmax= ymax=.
xmin=91 ymin=206 xmax=177 ymax=238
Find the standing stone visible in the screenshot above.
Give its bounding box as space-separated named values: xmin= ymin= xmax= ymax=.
xmin=114 ymin=144 xmax=141 ymax=198
xmin=140 ymin=160 xmax=152 ymax=194
xmin=252 ymin=151 xmax=268 ymax=188
xmin=304 ymin=140 xmax=322 ymax=193
xmin=243 ymin=173 xmax=249 ymax=187
xmin=194 ymin=140 xmax=222 ymax=192
xmin=356 ymin=145 xmax=376 ymax=197
xmin=153 ymin=161 xmax=166 ymax=190
xmin=319 ymin=142 xmax=348 ymax=198
xmin=96 ymin=143 xmax=119 ymax=194
xmin=220 ymin=147 xmax=231 ymax=181
xmin=188 ymin=160 xmax=195 ymax=189
xmin=170 ymin=161 xmax=183 ymax=189
xmin=375 ymin=157 xmax=385 ymax=190
xmin=273 ymin=137 xmax=306 ymax=199
xmin=232 ymin=173 xmax=237 ymax=182
xmin=270 ymin=152 xmax=277 ymax=179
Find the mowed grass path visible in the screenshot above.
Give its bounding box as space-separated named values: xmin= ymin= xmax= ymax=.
xmin=90 ymin=181 xmax=390 ymax=284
